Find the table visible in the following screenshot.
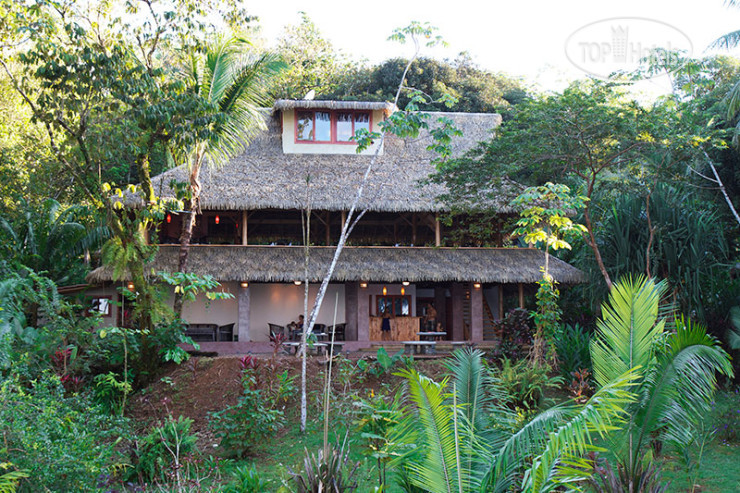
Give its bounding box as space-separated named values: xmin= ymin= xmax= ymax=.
xmin=417 ymin=331 xmax=447 ymax=342
xmin=402 ymin=340 xmax=437 ymax=355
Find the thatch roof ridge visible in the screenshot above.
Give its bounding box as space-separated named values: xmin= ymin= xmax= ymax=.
xmin=86 ymin=245 xmax=585 ymax=285
xmin=144 ymin=109 xmax=509 ymax=213
xmin=274 ymin=99 xmax=397 ymax=113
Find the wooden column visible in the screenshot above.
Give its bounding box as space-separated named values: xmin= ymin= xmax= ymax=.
xmin=451 ymin=282 xmax=465 ymax=341
xmin=498 ymin=284 xmax=504 ymax=319
xmin=341 ymin=211 xmax=347 ymax=232
xmin=358 ymin=285 xmax=370 ymax=342
xmin=435 ymin=213 xmax=441 ymax=246
xmin=412 ymin=213 xmax=417 ymax=244
xmin=471 ymin=284 xmax=483 ymax=342
xmin=345 ymin=282 xmax=358 ymax=341
xmin=518 ymin=283 xmax=524 ymax=309
xmin=241 ymin=211 xmax=248 ymax=245
xmin=325 ymin=211 xmax=331 ymax=245
xmin=237 ymin=284 xmax=251 ymax=341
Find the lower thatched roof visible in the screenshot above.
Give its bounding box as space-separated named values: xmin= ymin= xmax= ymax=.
xmin=86 ymin=246 xmax=585 ymax=284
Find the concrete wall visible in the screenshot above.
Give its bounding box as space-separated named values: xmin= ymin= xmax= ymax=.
xmin=281 ymin=109 xmax=384 ymax=155
xmin=248 ymin=283 xmax=346 ymax=341
xmin=180 ymin=281 xmax=239 ymax=328
xmin=83 ymin=286 xmax=121 ymax=327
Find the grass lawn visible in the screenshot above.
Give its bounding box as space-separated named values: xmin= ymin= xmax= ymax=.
xmin=661 ymin=441 xmax=740 ymax=492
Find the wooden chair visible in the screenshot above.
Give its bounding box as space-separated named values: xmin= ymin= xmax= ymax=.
xmin=268 ymin=323 xmax=285 ymax=338
xmin=331 ymin=323 xmax=346 ymax=341
xmin=218 ymin=323 xmax=235 ymax=342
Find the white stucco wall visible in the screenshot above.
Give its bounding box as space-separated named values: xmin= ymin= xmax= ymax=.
xmin=180 ymin=281 xmax=240 ymax=328
xmin=281 ymin=109 xmax=384 ymax=155
xmin=248 ymin=283 xmax=346 ymax=341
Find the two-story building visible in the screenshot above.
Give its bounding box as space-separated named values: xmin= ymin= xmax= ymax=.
xmin=87 ymin=100 xmax=583 ymax=346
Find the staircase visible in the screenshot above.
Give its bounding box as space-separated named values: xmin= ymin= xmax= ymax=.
xmin=482 ymin=296 xmax=498 ymax=341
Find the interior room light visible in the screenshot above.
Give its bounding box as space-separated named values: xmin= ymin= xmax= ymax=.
xmin=382 ymin=286 xmax=387 ymax=296
xmin=402 ymin=281 xmax=410 ymax=286
xmin=240 ymin=282 xmax=249 ymax=288
xmin=294 ymin=280 xmax=302 ymax=286
xmin=401 ymin=287 xmax=405 ymax=296
xmin=166 ymin=213 xmax=172 ymax=223
xmin=126 ymin=282 xmax=135 ymax=290
xmin=473 ymin=282 xmax=481 ymax=289
xmin=215 ymin=215 xmax=220 ymax=225
xmin=359 ymin=282 xmax=368 ymax=288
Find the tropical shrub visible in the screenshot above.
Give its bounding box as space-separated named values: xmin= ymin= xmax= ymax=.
xmin=356 ymin=347 xmax=407 ymax=376
xmin=287 ymin=439 xmax=360 ymax=493
xmin=353 ymin=390 xmax=404 ymax=487
xmin=132 ymin=415 xmax=198 ymax=484
xmin=495 ymin=357 xmax=562 ymax=412
xmin=590 ymin=275 xmax=733 ymax=491
xmin=493 ymin=308 xmax=533 ymax=360
xmin=555 ymin=322 xmax=592 ymax=378
xmin=222 ymin=465 xmax=267 ymax=493
xmin=208 ymin=368 xmax=282 ymax=458
xmin=0 ymin=372 xmax=130 ymax=492
xmin=389 ymin=348 xmax=637 ymax=492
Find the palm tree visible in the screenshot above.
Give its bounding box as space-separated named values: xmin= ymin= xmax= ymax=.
xmin=391 ymin=348 xmax=637 ymax=493
xmin=0 ymin=198 xmax=108 ymax=285
xmin=590 ymin=275 xmax=733 ymax=492
xmin=173 ymin=37 xmax=284 ymax=315
xmin=710 ymin=1 xmax=740 ymax=118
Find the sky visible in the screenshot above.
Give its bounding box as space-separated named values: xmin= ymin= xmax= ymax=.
xmin=248 ymin=0 xmax=740 ymax=95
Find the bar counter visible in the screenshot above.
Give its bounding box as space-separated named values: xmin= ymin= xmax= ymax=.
xmin=369 ymin=316 xmax=421 ymax=341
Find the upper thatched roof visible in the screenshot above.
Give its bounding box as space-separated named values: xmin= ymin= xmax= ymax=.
xmin=274 ymin=99 xmax=397 ymax=115
xmin=145 ymin=108 xmax=510 ymax=213
xmin=86 ymin=246 xmax=585 ymax=284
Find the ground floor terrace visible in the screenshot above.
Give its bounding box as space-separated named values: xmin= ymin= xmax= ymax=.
xmin=86 ymin=245 xmax=584 ymax=347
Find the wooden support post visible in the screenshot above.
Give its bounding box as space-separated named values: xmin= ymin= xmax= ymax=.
xmin=435 ymin=213 xmax=441 ymax=247
xmin=325 ymin=211 xmax=331 ymax=245
xmin=341 ymin=210 xmax=347 ymax=231
xmin=412 ymin=213 xmax=417 ymax=244
xmin=241 ymin=210 xmax=248 ymax=245
xmin=518 ymin=283 xmax=524 ymax=309
xmin=498 ymin=285 xmax=504 ymax=319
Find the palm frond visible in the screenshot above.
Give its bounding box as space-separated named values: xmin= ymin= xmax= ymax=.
xmin=591 ymin=275 xmax=667 ymax=388
xmin=709 ymin=29 xmax=740 ymax=50
xmin=394 ymin=368 xmax=468 ymax=493
xmin=635 ymin=316 xmax=733 ymax=452
xmin=521 ymin=369 xmax=638 ymax=493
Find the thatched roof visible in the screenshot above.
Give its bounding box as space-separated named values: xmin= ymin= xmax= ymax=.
xmin=145 ymin=109 xmax=510 ymax=213
xmin=273 ymin=99 xmax=397 ymax=115
xmin=86 ymin=246 xmax=585 ymax=284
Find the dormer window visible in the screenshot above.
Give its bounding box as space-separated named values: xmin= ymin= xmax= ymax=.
xmin=295 ymin=110 xmax=371 ymax=144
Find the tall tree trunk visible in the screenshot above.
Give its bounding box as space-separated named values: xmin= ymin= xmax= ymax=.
xmin=173 ymin=152 xmax=203 ymax=317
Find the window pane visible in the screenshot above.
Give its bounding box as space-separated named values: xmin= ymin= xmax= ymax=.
xmin=355 ymin=112 xmax=370 ymax=135
xmin=315 ymin=111 xmax=331 ymax=141
xmin=296 ymin=112 xmax=314 ymax=140
xmin=336 ymin=112 xmax=353 ymax=141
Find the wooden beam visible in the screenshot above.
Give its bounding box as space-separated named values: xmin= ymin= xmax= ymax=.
xmin=241 ymin=210 xmax=248 ymax=245
xmin=341 ymin=210 xmax=347 ymax=231
xmin=518 ymin=283 xmax=524 ymax=309
xmin=498 ymin=285 xmax=504 ymax=320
